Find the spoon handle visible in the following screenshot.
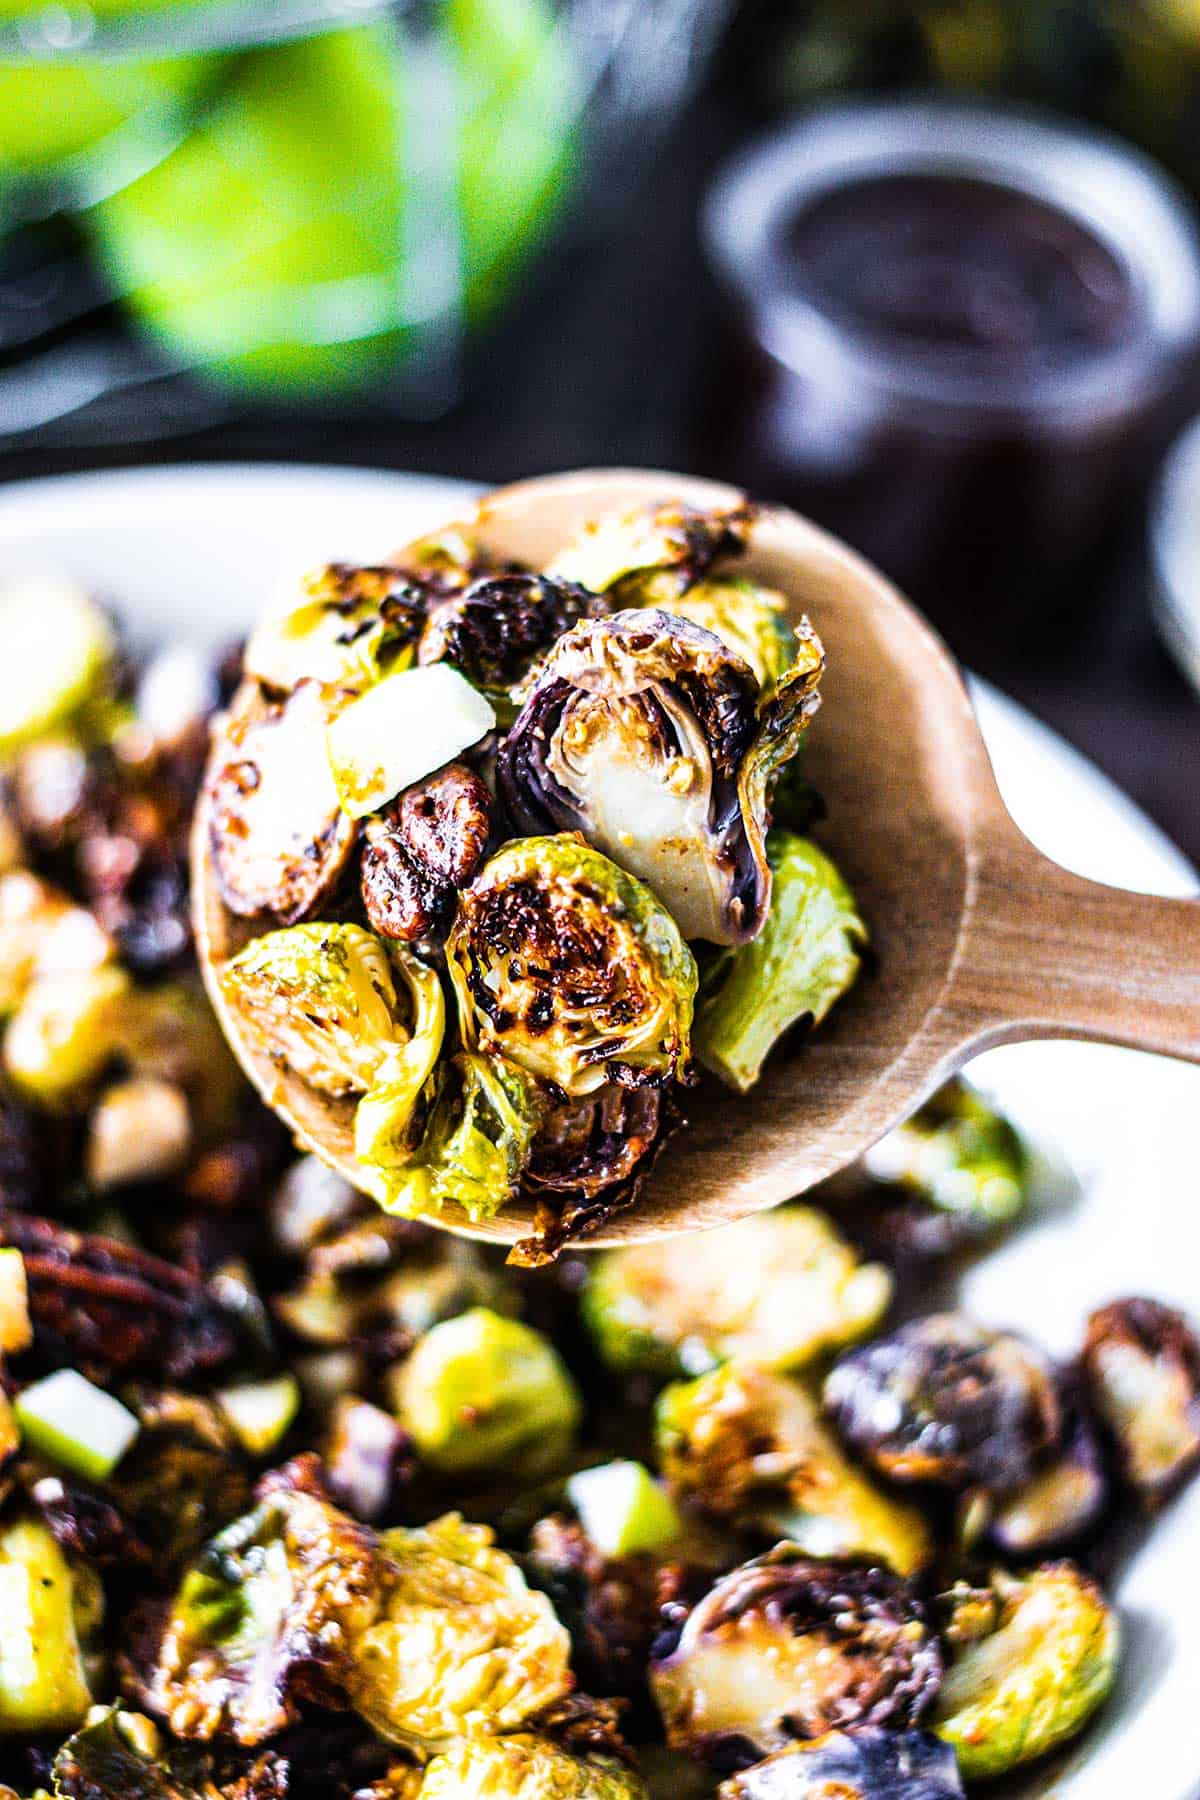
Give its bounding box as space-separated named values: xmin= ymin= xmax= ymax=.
xmin=958 ymin=829 xmax=1200 ymax=1064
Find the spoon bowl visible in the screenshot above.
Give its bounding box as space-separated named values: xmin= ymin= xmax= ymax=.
xmin=193 ymin=467 xmax=1200 ymax=1247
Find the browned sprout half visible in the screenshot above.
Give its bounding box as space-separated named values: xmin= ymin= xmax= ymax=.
xmin=716 ymin=1729 xmax=965 ymax=1799
xmin=207 ymin=681 xmax=355 ymax=922
xmin=516 ymin=1083 xmax=673 ymax=1265
xmin=244 ymin=562 xmax=428 ymax=697
xmin=650 ymin=1547 xmax=942 ymax=1769
xmin=361 ymin=762 xmax=493 ymax=942
xmin=823 ymin=1313 xmax=1061 ymax=1494
xmin=547 ymin=501 xmax=751 ymax=607
xmin=984 ymin=1382 xmax=1109 ymax=1558
xmin=419 ymin=573 xmax=610 ymax=723
xmin=1082 ymin=1296 xmax=1200 ymax=1501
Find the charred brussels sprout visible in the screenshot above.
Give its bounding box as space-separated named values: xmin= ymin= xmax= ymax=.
xmin=447 ymin=836 xmax=696 ymax=1098
xmin=931 ymin=1563 xmax=1118 ymax=1779
xmin=518 ymin=1083 xmax=672 ymax=1264
xmin=244 ymin=562 xmax=426 ymax=696
xmin=650 ymin=1547 xmax=942 ymax=1765
xmin=547 ymin=502 xmax=750 ymax=606
xmin=0 ymin=1514 xmax=94 ymax=1733
xmin=148 ymin=1476 xmax=379 ymax=1744
xmin=984 ymin=1388 xmax=1108 ymax=1559
xmin=716 ymin=1729 xmax=964 ymax=1799
xmin=499 ymin=613 xmax=823 ymax=946
xmin=1082 ymin=1297 xmax=1200 ymax=1501
xmin=695 ymin=835 xmax=865 ymax=1093
xmin=221 ymin=922 xmax=443 ymax=1147
xmin=420 ymin=573 xmax=609 ymax=724
xmin=863 ymin=1080 xmax=1031 ymax=1236
xmin=207 ymin=681 xmax=356 ymax=923
xmin=348 ymin=1513 xmax=571 ymax=1752
xmin=371 ymin=1051 xmax=545 ymax=1224
xmin=584 ymin=1207 xmax=890 ymax=1379
xmin=655 ymin=1364 xmax=930 ymax=1577
xmin=421 ymin=1733 xmax=647 ymax=1799
xmin=669 ymin=579 xmax=797 ymax=692
xmin=389 ymin=1307 xmax=581 ymax=1478
xmin=824 ymin=1313 xmax=1061 ymax=1493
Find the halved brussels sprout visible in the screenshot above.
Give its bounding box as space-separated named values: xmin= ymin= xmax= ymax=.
xmin=650 ymin=1547 xmax=942 ymax=1764
xmin=931 ymin=1563 xmax=1118 ymax=1779
xmin=1082 ymin=1297 xmax=1200 ymax=1500
xmin=348 ymin=1512 xmax=572 ymax=1752
xmin=4 ymin=965 xmax=131 ymax=1104
xmin=585 ymin=1206 xmax=890 ymax=1378
xmin=207 ymin=681 xmax=357 ymax=924
xmin=499 ymin=614 xmax=823 ymax=946
xmin=517 ymin=1083 xmax=672 ymax=1266
xmin=669 ymin=578 xmax=797 ymax=692
xmin=716 ymin=1730 xmax=965 ymax=1799
xmin=655 ymin=1364 xmax=931 ymax=1577
xmin=862 ymin=1079 xmax=1031 ymax=1235
xmin=420 ymin=1733 xmax=647 ymax=1799
xmin=695 ymin=835 xmax=865 ymax=1093
xmin=985 ymin=1391 xmax=1108 ymax=1558
xmin=389 ymin=1306 xmax=581 ymax=1479
xmin=368 ymin=1051 xmax=545 ymax=1223
xmin=824 ymin=1313 xmax=1061 ymax=1494
xmin=0 ymin=1514 xmax=94 ymax=1733
xmin=447 ymin=836 xmax=696 ymax=1098
xmin=0 ymin=870 xmax=112 ymax=1018
xmin=420 ymin=573 xmax=609 ymax=724
xmin=547 ymin=502 xmax=750 ymax=606
xmin=222 ymin=923 xmax=443 ymax=1126
xmin=0 ymin=577 xmax=114 ymax=753
xmin=149 ymin=1477 xmax=379 ymax=1744
xmin=244 ymin=562 xmax=427 ymax=696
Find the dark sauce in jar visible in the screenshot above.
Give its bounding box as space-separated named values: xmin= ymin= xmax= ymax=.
xmin=783 ymin=173 xmax=1139 ymax=372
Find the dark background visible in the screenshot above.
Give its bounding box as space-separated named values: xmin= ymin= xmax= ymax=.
xmin=3 ymin=1 xmax=1196 ymax=864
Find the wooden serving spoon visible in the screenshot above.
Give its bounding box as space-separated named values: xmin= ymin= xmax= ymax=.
xmin=193 ymin=468 xmax=1200 ymax=1248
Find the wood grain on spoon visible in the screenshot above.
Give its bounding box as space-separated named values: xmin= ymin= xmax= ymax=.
xmin=192 ymin=468 xmax=1200 ymax=1248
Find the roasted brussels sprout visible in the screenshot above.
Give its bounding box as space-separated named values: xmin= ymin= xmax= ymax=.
xmin=149 ymin=1473 xmax=379 ymax=1743
xmin=372 ymin=1051 xmax=545 ymax=1223
xmin=985 ymin=1390 xmax=1108 ymax=1558
xmin=716 ymin=1729 xmax=965 ymax=1799
xmin=361 ymin=763 xmax=493 ymax=943
xmin=419 ymin=573 xmax=609 ymax=723
xmin=0 ymin=1514 xmax=95 ymax=1733
xmin=694 ymin=835 xmax=865 ymax=1092
xmin=584 ymin=1207 xmax=890 ymax=1379
xmin=348 ymin=1512 xmax=572 ymax=1752
xmin=0 ymin=870 xmax=111 ymax=1017
xmin=244 ymin=563 xmax=426 ymax=696
xmin=655 ymin=1364 xmax=930 ymax=1577
xmin=207 ymin=681 xmax=356 ymax=923
xmin=668 ymin=579 xmax=797 ymax=692
xmin=1082 ymin=1297 xmax=1200 ymax=1500
xmin=517 ymin=1083 xmax=672 ymax=1265
xmin=4 ymin=964 xmax=130 ymax=1104
xmin=0 ymin=576 xmax=114 ymax=753
xmin=862 ymin=1080 xmax=1032 ymax=1236
xmin=54 ymin=1706 xmax=292 ymax=1800
xmin=420 ymin=1733 xmax=647 ymax=1799
xmin=824 ymin=1313 xmax=1061 ymax=1493
xmin=389 ymin=1307 xmax=581 ymax=1479
xmin=499 ymin=613 xmax=823 ymax=946
xmin=547 ymin=502 xmax=750 ymax=606
xmin=650 ymin=1547 xmax=942 ymax=1765
xmin=221 ymin=923 xmax=443 ymax=1129
xmin=447 ymin=836 xmax=696 ymax=1097
xmin=931 ymin=1563 xmax=1118 ymax=1779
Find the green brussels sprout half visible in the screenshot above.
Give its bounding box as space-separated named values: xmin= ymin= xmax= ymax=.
xmin=695 ymin=833 xmax=866 ymax=1093
xmin=669 ymin=578 xmax=798 ymax=691
xmin=547 ymin=502 xmax=750 ymax=606
xmin=366 ymin=1051 xmax=546 ymax=1223
xmin=244 ymin=563 xmax=427 ymax=696
xmin=390 ymin=1306 xmax=581 ymax=1478
xmin=863 ymin=1079 xmax=1032 ymax=1234
xmin=656 ymin=1363 xmax=931 ymax=1577
xmin=932 ymin=1563 xmax=1118 ymax=1779
xmin=448 ymin=836 xmax=696 ymax=1098
xmin=584 ymin=1206 xmax=891 ymax=1379
xmin=348 ymin=1512 xmax=572 ymax=1751
xmin=421 ymin=1734 xmax=648 ymax=1799
xmin=0 ymin=1514 xmax=94 ymax=1734
xmin=0 ymin=578 xmax=115 ymax=754
xmin=149 ymin=1481 xmax=379 ymax=1744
